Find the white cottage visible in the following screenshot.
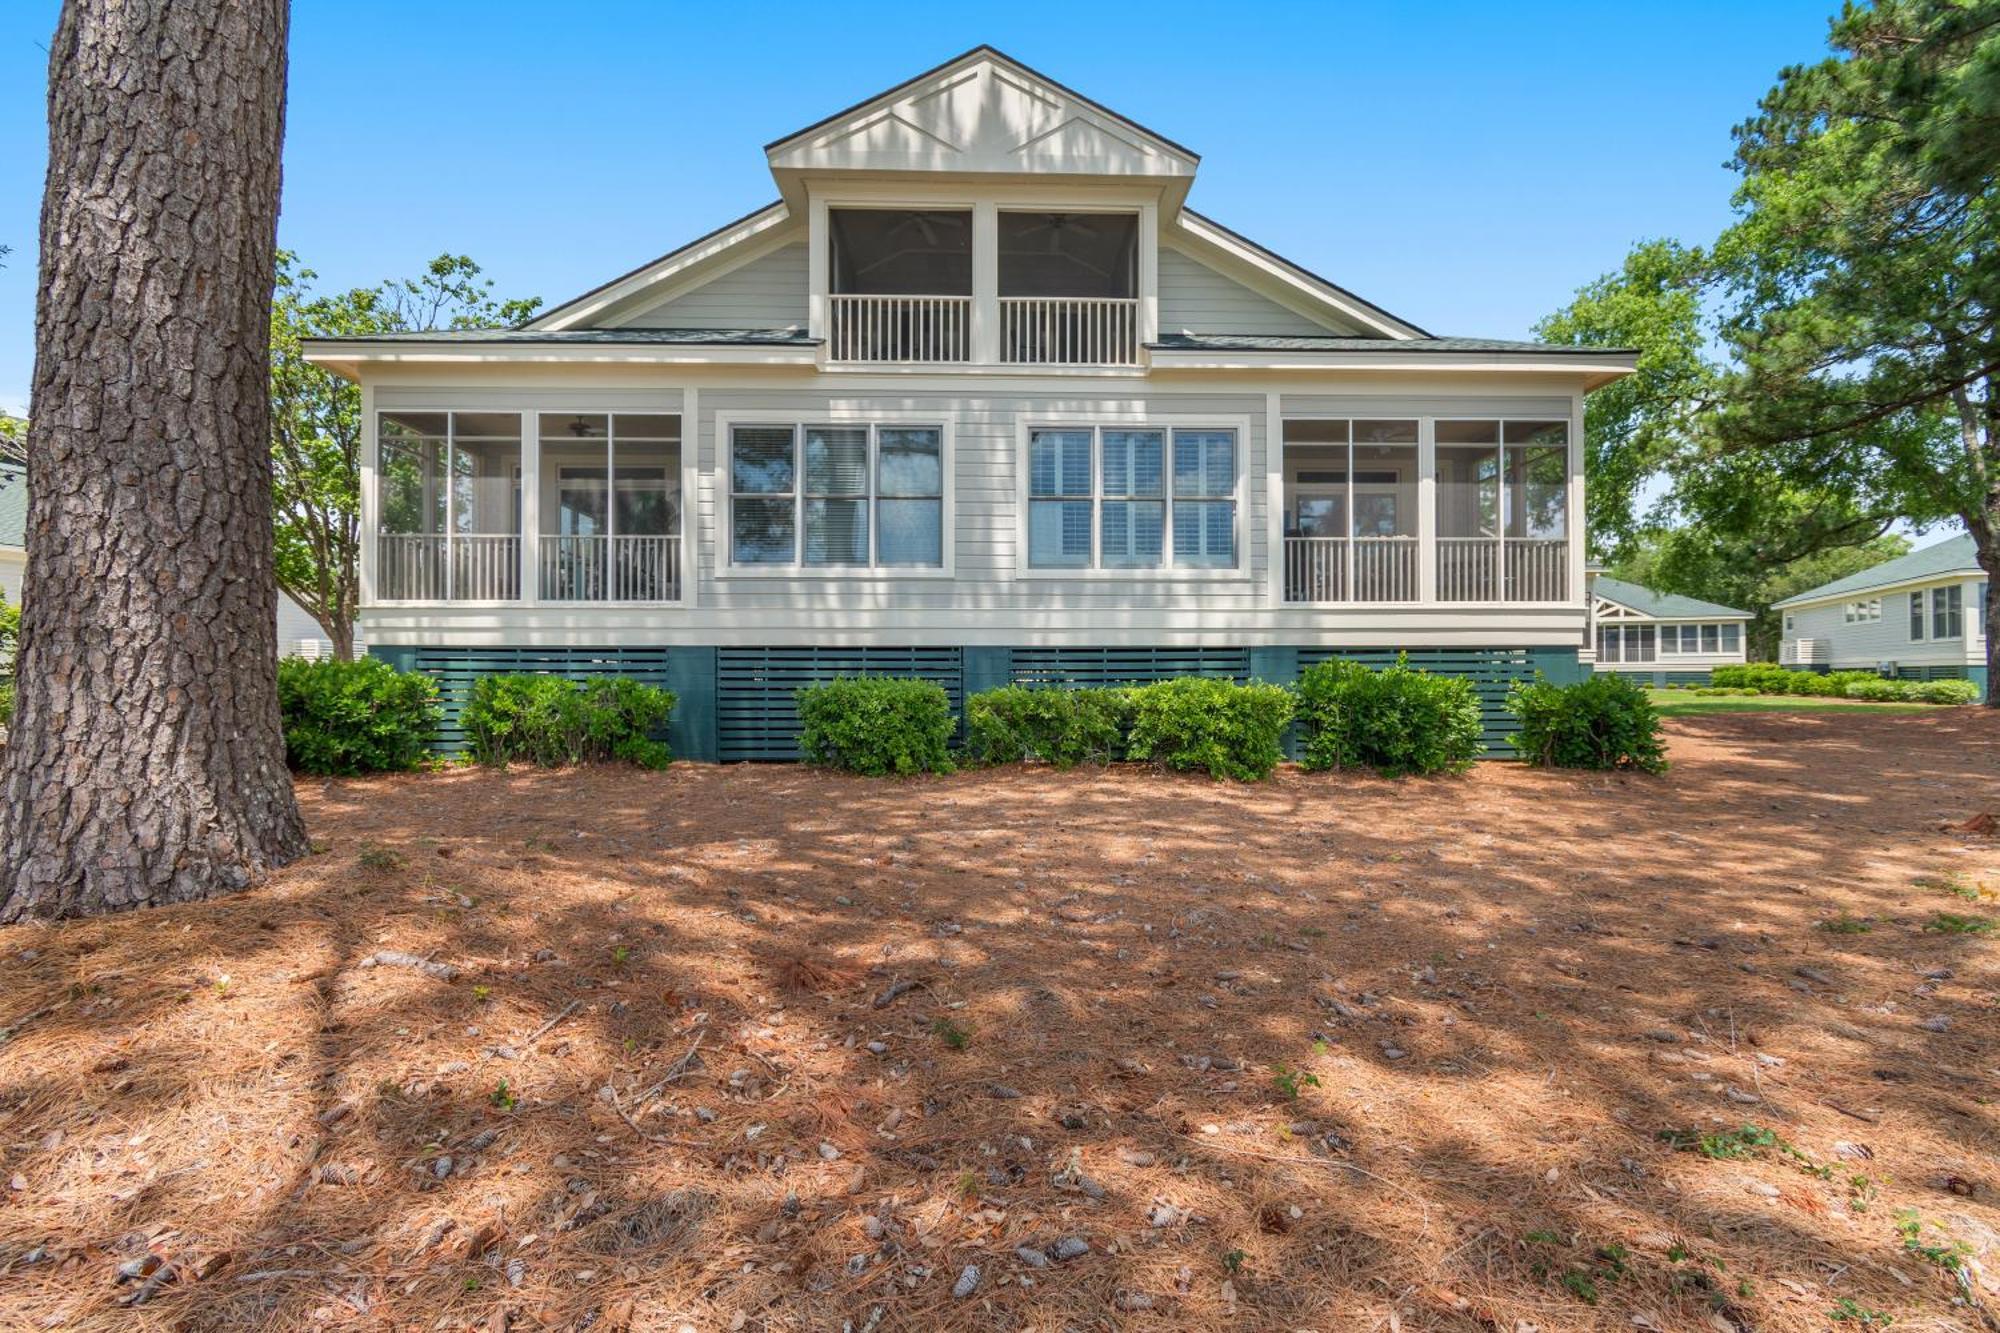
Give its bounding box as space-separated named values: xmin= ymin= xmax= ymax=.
xmin=1586 ymin=574 xmax=1751 ymax=684
xmin=1775 ymin=534 xmax=1989 ymax=689
xmin=303 ymin=47 xmax=1635 ymax=759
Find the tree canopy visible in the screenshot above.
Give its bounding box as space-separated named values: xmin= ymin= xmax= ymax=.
xmin=270 ymin=255 xmax=539 ymax=658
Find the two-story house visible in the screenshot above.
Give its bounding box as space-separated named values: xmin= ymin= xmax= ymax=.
xmin=304 ymin=47 xmax=1636 ymax=760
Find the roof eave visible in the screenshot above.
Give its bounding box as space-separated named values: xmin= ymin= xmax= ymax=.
xmin=1773 ymin=570 xmax=1985 ymax=610
xmin=1146 ymin=349 xmax=1638 ymax=384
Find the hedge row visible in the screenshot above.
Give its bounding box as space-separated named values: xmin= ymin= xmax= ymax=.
xmin=277 ymin=658 xmax=674 ymax=775
xmin=800 ymin=659 xmax=1659 ymax=780
xmin=1708 ymin=664 xmax=1978 ymax=704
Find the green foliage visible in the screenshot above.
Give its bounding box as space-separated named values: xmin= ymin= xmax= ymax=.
xmin=931 ymin=1017 xmax=971 ymax=1050
xmin=462 ymin=674 xmax=675 ymax=769
xmin=1658 ymin=1123 xmax=1781 ymax=1161
xmin=275 ymin=656 xmax=441 ymax=775
xmin=1817 ymin=914 xmax=1874 ymax=935
xmin=1123 ymin=677 xmax=1295 ymax=781
xmin=270 ymin=253 xmax=540 ymax=656
xmin=1895 ymin=1209 xmax=1972 ymax=1269
xmin=964 ymin=684 xmax=1132 ymax=767
xmin=1508 ymin=674 xmax=1667 ymax=772
xmin=1270 ymin=1063 xmax=1321 ymax=1100
xmin=1706 ymin=665 xmax=1975 ymax=705
xmin=1923 ymin=911 xmax=1994 ymax=936
xmin=1294 ymin=657 xmax=1483 ymax=776
xmin=795 ymin=676 xmax=955 ymax=776
xmin=1829 ymin=1297 xmax=1893 ymax=1326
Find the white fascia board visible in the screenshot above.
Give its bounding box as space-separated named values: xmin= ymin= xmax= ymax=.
xmin=1170 ymin=212 xmax=1426 ymax=340
xmin=524 ymin=202 xmax=795 ymax=332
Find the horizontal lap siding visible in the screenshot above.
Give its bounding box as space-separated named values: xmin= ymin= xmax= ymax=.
xmin=610 ymin=244 xmax=809 ymax=329
xmin=1158 ymin=248 xmax=1346 ymax=336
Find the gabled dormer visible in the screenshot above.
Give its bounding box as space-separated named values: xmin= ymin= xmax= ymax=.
xmin=523 ymin=46 xmax=1432 ymax=367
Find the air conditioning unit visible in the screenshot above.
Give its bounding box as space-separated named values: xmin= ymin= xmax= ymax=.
xmin=1876 ymin=661 xmax=1898 ymax=678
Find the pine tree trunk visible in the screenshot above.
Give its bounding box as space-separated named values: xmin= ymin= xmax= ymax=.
xmin=0 ymin=0 xmax=310 ymax=921
xmin=1982 ymin=547 xmax=2000 ymax=708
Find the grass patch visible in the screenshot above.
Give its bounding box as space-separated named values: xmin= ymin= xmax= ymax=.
xmin=1816 ymin=914 xmax=1874 ymax=934
xmin=1645 ymin=689 xmax=1932 ymax=717
xmin=1923 ymin=911 xmax=1995 ymax=936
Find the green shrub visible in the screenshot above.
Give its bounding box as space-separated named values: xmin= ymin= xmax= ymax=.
xmin=1124 ymin=677 xmax=1294 ymax=781
xmin=795 ymin=676 xmax=954 ymax=775
xmin=1294 ymin=657 xmax=1483 ymax=776
xmin=964 ymin=684 xmax=1133 ymax=767
xmin=1508 ymin=673 xmax=1667 ymax=772
xmin=1826 ymin=670 xmax=1883 ymax=692
xmin=1911 ymin=678 xmax=1979 ymax=705
xmin=462 ymin=674 xmax=675 ymax=769
xmin=1841 ymin=677 xmax=1910 ymax=701
xmin=0 ymin=679 xmax=14 ymax=730
xmin=276 ymin=656 xmax=442 ymax=775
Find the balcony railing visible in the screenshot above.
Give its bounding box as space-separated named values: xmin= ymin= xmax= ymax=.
xmin=1436 ymin=537 xmax=1569 ymax=602
xmin=1283 ymin=536 xmax=1422 ymax=603
xmin=378 ymin=534 xmax=521 ymax=601
xmin=540 ymin=534 xmax=681 ymax=603
xmin=828 ymin=294 xmax=970 ymax=363
xmin=1000 ymin=296 xmax=1139 ymax=366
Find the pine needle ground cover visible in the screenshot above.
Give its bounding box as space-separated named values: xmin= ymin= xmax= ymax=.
xmin=0 ymin=710 xmax=1996 ymax=1331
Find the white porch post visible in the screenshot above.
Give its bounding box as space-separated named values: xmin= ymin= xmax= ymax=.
xmin=520 ymin=411 xmax=541 ymax=606
xmin=1569 ymin=392 xmax=1586 ymax=606
xmin=1417 ymin=417 xmax=1437 ymax=603
xmin=808 ymin=196 xmax=829 ymax=361
xmin=358 ymin=383 xmax=377 ymax=607
xmin=1265 ymin=391 xmax=1284 ymax=606
xmin=1137 ymin=201 xmax=1159 ymax=348
xmin=972 ymin=201 xmax=999 ymax=364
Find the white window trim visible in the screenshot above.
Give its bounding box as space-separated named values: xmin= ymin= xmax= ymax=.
xmin=715 ymin=411 xmax=956 ymax=579
xmin=1013 ymin=411 xmax=1253 ymax=581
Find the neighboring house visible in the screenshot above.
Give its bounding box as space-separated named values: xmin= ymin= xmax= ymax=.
xmin=302 ymin=46 xmax=1636 ymax=760
xmin=0 ymin=460 xmax=349 ymax=659
xmin=1775 ymin=534 xmax=1989 ymax=688
xmin=0 ymin=463 xmax=24 ymax=605
xmin=1586 ymin=573 xmax=1751 ymax=684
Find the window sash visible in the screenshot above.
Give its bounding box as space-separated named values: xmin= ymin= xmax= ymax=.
xmin=729 ymin=423 xmax=943 ymax=569
xmin=1910 ymin=591 xmax=1927 ymax=641
xmin=1028 ymin=425 xmax=1238 ymax=571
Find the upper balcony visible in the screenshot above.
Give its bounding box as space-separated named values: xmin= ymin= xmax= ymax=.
xmin=826 ymin=207 xmax=1141 ymax=368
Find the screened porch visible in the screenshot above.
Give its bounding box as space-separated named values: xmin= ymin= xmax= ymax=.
xmin=375 ymin=410 xmax=682 ymax=603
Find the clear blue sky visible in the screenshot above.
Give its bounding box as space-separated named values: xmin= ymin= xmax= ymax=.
xmin=0 ymin=0 xmax=1842 ymax=414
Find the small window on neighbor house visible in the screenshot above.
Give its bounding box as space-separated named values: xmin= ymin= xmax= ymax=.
xmin=1701 ymin=624 xmax=1720 ymax=653
xmin=1659 ymin=629 xmax=1680 ymax=655
xmin=1597 ymin=626 xmax=1621 ymax=663
xmin=1910 ymin=591 xmax=1927 ymax=640
xmin=1722 ymin=624 xmax=1741 ymax=652
xmin=1934 ymin=584 xmax=1964 ymax=639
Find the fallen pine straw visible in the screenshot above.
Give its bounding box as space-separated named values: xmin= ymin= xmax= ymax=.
xmin=0 ymin=709 xmax=1997 ymax=1331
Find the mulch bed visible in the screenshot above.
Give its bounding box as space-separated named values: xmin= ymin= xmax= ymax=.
xmin=1 ymin=711 xmax=1997 ymax=1331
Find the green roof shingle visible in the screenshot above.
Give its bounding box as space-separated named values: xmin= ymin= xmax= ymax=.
xmin=0 ymin=464 xmax=24 ymax=550
xmin=1592 ymin=575 xmax=1751 ymax=620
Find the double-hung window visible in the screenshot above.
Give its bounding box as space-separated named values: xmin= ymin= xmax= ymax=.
xmin=728 ymin=422 xmax=945 ymax=569
xmin=1027 ymin=424 xmax=1238 ymax=570
xmin=1933 ymin=584 xmax=1964 ymax=639
xmin=1910 ymin=591 xmax=1927 ymax=641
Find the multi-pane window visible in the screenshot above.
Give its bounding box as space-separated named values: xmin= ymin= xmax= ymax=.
xmin=1658 ymin=622 xmax=1743 ymax=655
xmin=1844 ymin=598 xmax=1881 ymax=623
xmin=1434 ymin=419 xmax=1568 ymax=601
xmin=1596 ymin=624 xmax=1656 ymax=663
xmin=1910 ymin=591 xmax=1927 ymax=640
xmin=538 ymin=413 xmax=681 ymax=602
xmin=1933 ymin=584 xmax=1964 ymax=639
xmin=377 ymin=410 xmax=523 ymax=601
xmin=729 ymin=423 xmax=944 ymax=569
xmin=1027 ymin=425 xmax=1237 ymax=570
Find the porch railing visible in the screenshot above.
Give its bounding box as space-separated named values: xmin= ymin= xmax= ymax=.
xmin=828 ymin=294 xmax=970 ymax=363
xmin=1000 ymin=296 xmax=1139 ymax=366
xmin=1283 ymin=536 xmax=1421 ymax=603
xmin=539 ymin=534 xmax=681 ymax=603
xmin=1505 ymin=539 xmax=1568 ymax=602
xmin=1436 ymin=537 xmax=1568 ymax=602
xmin=379 ymin=533 xmax=520 ymax=601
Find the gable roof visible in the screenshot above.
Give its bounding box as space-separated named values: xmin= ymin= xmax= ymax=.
xmin=1593 ymin=576 xmax=1752 ymax=621
xmin=0 ymin=464 xmax=24 ymax=550
xmin=766 ymin=44 xmax=1200 ymax=168
xmin=1772 ymin=534 xmax=1983 ymax=608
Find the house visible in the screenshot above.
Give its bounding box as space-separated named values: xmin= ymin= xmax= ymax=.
xmin=1586 ymin=573 xmax=1751 ymax=684
xmin=0 ymin=459 xmax=348 ymax=658
xmin=0 ymin=463 xmax=23 ymax=605
xmin=1775 ymin=534 xmax=1989 ymax=688
xmin=301 ymin=46 xmax=1635 ymax=760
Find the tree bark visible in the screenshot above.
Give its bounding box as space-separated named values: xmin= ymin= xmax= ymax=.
xmin=1 ymin=0 xmax=310 ymax=921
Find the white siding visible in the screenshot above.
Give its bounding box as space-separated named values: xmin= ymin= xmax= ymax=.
xmin=1158 ymin=247 xmax=1352 ymax=336
xmin=361 ymin=383 xmax=1586 ymax=649
xmin=609 ymin=243 xmax=808 ymax=330
xmin=1782 ymin=577 xmax=1985 ymax=669
xmin=0 ymin=549 xmax=21 ymax=606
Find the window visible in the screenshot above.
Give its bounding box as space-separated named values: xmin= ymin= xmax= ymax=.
xmin=538 ymin=413 xmax=681 ymax=602
xmin=1701 ymin=623 xmax=1720 ymax=654
xmin=1659 ymin=626 xmax=1679 ymax=655
xmin=1721 ymin=624 xmax=1740 ymax=652
xmin=1845 ymin=598 xmax=1881 ymax=623
xmin=729 ymin=423 xmax=944 ymax=569
xmin=1028 ymin=425 xmax=1238 ymax=570
xmin=1910 ymin=591 xmax=1927 ymax=641
xmin=1280 ymin=418 xmax=1418 ymax=601
xmin=1596 ymin=624 xmax=1655 ymax=663
xmin=1433 ymin=419 xmax=1568 ymax=601
xmin=1933 ymin=584 xmax=1964 ymax=639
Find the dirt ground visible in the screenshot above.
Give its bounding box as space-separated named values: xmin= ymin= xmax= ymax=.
xmin=2 ymin=713 xmax=1997 ymax=1332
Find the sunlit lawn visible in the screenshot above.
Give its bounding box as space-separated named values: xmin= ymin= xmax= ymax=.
xmin=1645 ymin=687 xmax=1935 ymax=716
